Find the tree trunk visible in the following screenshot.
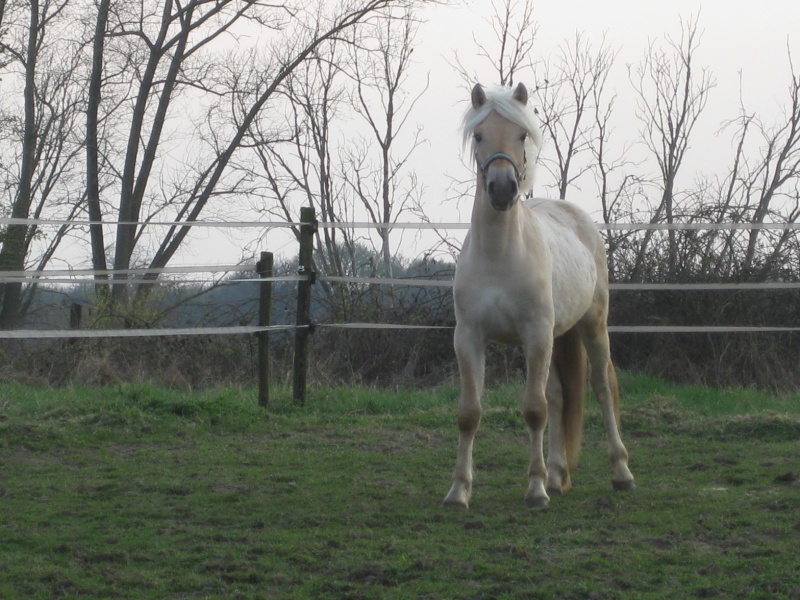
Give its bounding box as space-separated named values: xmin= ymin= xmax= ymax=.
xmin=0 ymin=0 xmax=38 ymax=328
xmin=86 ymin=0 xmax=110 ymax=299
xmin=111 ymin=0 xmax=176 ymax=308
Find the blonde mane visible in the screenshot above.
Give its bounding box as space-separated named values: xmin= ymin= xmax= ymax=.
xmin=462 ymin=85 xmax=543 ymax=195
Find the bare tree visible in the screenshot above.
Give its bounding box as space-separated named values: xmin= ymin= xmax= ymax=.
xmin=535 ymin=32 xmax=617 ymax=200
xmin=607 ymin=46 xmax=800 ymax=390
xmin=628 ymin=15 xmax=715 ymax=279
xmin=247 ymin=7 xmax=426 ymax=282
xmin=85 ymin=0 xmax=111 ymax=297
xmin=709 ymin=52 xmax=800 ymax=280
xmin=249 ymin=37 xmax=355 ymax=301
xmin=0 ymin=0 xmax=439 ymax=328
xmin=0 ymin=0 xmax=83 ymax=328
xmin=96 ymin=0 xmax=265 ymax=309
xmin=340 ymin=8 xmax=427 ymax=277
xmin=73 ymin=0 xmax=437 ymax=318
xmin=589 ymin=65 xmax=645 ymax=279
xmin=739 ymin=54 xmax=800 ymax=278
xmin=450 ymin=0 xmax=537 ymax=88
xmin=0 ymin=0 xmax=44 ymax=327
xmin=0 ymin=0 xmax=8 ymax=59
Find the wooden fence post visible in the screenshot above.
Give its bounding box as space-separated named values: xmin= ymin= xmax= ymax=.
xmin=293 ymin=206 xmax=316 ymax=405
xmin=69 ymin=302 xmax=83 ymax=330
xmin=257 ymin=251 xmax=273 ymax=408
xmin=68 ymin=302 xmax=83 ymax=346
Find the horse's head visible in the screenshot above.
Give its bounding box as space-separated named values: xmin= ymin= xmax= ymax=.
xmin=465 ymin=82 xmax=542 ymax=212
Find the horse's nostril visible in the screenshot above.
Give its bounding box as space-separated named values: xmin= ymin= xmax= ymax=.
xmin=487 ymin=181 xmax=496 ymax=196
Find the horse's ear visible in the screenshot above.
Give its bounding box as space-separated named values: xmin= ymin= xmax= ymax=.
xmin=471 ymin=84 xmax=487 ymax=109
xmin=512 ymin=82 xmax=528 ymax=105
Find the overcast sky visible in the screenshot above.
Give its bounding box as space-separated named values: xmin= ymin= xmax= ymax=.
xmin=193 ymin=1 xmax=800 ymax=265
xmin=410 ymin=0 xmax=800 ymax=227
xmin=420 ymin=0 xmax=799 ymax=114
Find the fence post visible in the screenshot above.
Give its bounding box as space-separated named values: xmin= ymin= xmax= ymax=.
xmin=293 ymin=206 xmax=316 ymax=404
xmin=69 ymin=302 xmax=83 ymax=330
xmin=257 ymin=251 xmax=273 ymax=408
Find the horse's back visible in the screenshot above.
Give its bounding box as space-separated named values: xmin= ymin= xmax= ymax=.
xmin=525 ymin=198 xmax=605 ymax=255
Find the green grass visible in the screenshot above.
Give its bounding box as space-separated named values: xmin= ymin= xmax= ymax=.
xmin=1 ymin=374 xmax=799 ymax=599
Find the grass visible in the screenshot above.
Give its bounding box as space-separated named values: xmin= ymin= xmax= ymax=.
xmin=1 ymin=373 xmax=799 ymax=599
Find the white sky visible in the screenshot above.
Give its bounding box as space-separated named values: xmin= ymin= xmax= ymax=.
xmin=421 ymin=0 xmax=799 ymax=114
xmin=414 ymin=0 xmax=800 ymax=210
xmin=185 ymin=0 xmax=800 ymax=267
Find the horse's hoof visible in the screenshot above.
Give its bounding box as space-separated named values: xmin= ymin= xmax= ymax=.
xmin=612 ymin=479 xmax=636 ymax=492
xmin=546 ymin=486 xmax=563 ymax=496
xmin=442 ymin=498 xmax=469 ymax=510
xmin=443 ymin=487 xmax=470 ymax=509
xmin=524 ymin=495 xmax=550 ymax=509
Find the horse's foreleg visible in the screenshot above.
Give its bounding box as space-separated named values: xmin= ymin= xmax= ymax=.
xmin=582 ymin=327 xmax=635 ymax=491
xmin=443 ymin=326 xmax=485 ymax=509
xmin=522 ymin=340 xmax=552 ymax=508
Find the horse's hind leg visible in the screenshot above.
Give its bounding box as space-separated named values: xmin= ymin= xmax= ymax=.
xmin=579 ymin=321 xmax=635 ymax=491
xmin=546 ymin=328 xmax=586 ymax=495
xmin=443 ymin=325 xmax=485 ymax=509
xmin=545 ymin=360 xmax=570 ymax=495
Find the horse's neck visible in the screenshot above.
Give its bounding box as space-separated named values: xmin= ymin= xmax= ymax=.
xmin=468 ymin=191 xmax=530 ymax=258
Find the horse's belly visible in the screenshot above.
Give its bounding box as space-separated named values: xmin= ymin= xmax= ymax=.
xmin=549 ymin=244 xmax=597 ymax=334
xmin=551 ymin=274 xmax=596 ymax=333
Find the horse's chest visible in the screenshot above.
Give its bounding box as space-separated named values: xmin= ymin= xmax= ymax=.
xmin=454 ymin=275 xmax=546 ymax=343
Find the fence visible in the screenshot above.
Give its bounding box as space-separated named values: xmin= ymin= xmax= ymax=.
xmin=2 ymin=210 xmax=799 ymax=403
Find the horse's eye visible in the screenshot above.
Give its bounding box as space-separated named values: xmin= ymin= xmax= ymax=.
xmin=520 ymin=133 xmax=527 ymax=143
xmin=474 ymin=133 xmax=483 ymax=143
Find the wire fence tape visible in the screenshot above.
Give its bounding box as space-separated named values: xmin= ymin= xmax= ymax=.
xmin=318 ymin=322 xmax=453 ymax=330
xmin=609 ymin=282 xmax=800 ymax=291
xmin=607 ymin=325 xmax=800 ymax=333
xmin=5 ymin=216 xmax=798 ymax=231
xmin=0 ymin=274 xmax=306 ymax=285
xmin=601 ymin=222 xmax=800 ymax=231
xmin=3 ymin=323 xmax=799 ymax=339
xmin=0 ymin=265 xmax=252 ymax=277
xmin=0 ymin=217 xmax=301 ymax=228
xmin=320 ymin=275 xmax=455 ymax=287
xmin=5 ymin=269 xmax=799 ymax=291
xmin=318 ymin=323 xmax=800 ymax=333
xmin=0 ymin=325 xmax=296 ymax=340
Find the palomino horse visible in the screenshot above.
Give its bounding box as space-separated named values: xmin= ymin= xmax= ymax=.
xmin=443 ymin=83 xmax=635 ymax=509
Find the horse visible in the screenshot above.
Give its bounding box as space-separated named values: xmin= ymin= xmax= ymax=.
xmin=443 ymin=82 xmax=635 ymax=509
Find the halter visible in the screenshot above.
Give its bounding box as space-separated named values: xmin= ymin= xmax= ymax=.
xmin=479 ymin=150 xmax=527 ymax=186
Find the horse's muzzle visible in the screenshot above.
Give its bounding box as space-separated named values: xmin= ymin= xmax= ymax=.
xmin=487 ymin=176 xmax=519 ymax=211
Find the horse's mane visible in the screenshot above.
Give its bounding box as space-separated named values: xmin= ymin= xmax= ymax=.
xmin=462 ymin=85 xmax=543 ymax=194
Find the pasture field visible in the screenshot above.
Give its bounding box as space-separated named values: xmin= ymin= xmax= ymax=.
xmin=1 ymin=374 xmax=799 ymax=599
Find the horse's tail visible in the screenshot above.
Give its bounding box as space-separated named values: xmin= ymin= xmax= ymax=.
xmin=553 ymin=327 xmax=586 ymax=470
